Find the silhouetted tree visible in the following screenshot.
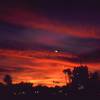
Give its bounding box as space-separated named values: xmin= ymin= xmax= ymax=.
xmin=71 ymin=66 xmax=89 ymax=90
xmin=3 ymin=75 xmax=12 ymax=86
xmin=3 ymin=75 xmax=13 ymax=96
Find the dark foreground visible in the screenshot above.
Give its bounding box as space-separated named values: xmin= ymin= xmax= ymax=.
xmin=1 ymin=66 xmax=100 ymax=100
xmin=1 ymin=94 xmax=100 ymax=100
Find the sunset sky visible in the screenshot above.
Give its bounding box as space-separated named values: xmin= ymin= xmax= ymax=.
xmin=0 ymin=0 xmax=100 ymax=87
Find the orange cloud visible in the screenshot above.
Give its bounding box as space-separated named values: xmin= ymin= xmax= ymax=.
xmin=0 ymin=49 xmax=99 ymax=87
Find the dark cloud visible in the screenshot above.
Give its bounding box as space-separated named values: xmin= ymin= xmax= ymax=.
xmin=0 ymin=65 xmax=40 ymax=74
xmin=1 ymin=0 xmax=100 ymax=24
xmin=0 ymin=67 xmax=11 ymax=73
xmin=79 ymin=49 xmax=100 ymax=63
xmin=62 ymin=36 xmax=100 ymax=53
xmin=0 ymin=67 xmax=23 ymax=73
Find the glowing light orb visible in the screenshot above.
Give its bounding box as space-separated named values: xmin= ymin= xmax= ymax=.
xmin=54 ymin=50 xmax=59 ymax=53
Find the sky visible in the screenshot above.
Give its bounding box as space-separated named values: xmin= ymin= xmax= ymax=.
xmin=0 ymin=0 xmax=100 ymax=86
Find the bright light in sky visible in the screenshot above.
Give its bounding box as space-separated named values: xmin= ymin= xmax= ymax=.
xmin=54 ymin=50 xmax=59 ymax=53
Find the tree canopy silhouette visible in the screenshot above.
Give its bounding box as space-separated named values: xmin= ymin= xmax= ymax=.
xmin=71 ymin=66 xmax=89 ymax=89
xmin=3 ymin=75 xmax=12 ymax=86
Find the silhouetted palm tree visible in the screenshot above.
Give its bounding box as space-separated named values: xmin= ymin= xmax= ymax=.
xmin=63 ymin=69 xmax=72 ymax=85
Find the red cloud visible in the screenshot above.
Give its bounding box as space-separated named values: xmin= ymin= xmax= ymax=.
xmin=0 ymin=49 xmax=75 ymax=86
xmin=0 ymin=8 xmax=99 ymax=39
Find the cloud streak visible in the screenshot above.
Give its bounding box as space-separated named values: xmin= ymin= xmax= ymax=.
xmin=0 ymin=8 xmax=100 ymax=39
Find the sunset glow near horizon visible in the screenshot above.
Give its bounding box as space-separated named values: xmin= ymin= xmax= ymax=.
xmin=0 ymin=0 xmax=100 ymax=87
